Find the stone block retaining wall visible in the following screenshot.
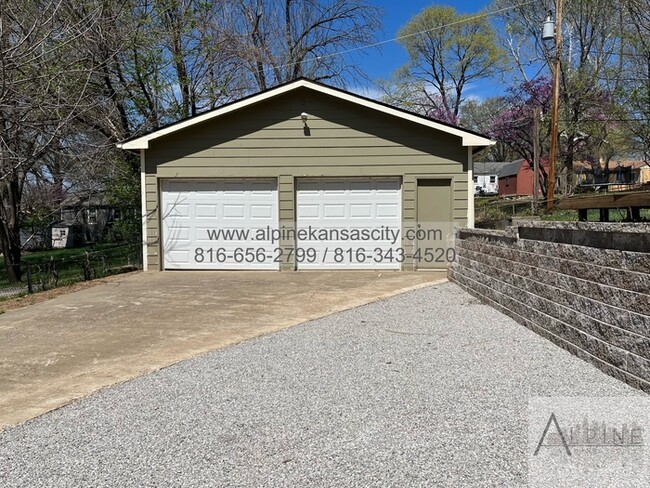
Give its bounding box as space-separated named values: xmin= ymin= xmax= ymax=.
xmin=449 ymin=221 xmax=650 ymax=392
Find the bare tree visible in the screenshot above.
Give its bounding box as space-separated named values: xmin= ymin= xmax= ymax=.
xmin=622 ymin=0 xmax=650 ymax=168
xmin=226 ymin=0 xmax=381 ymax=91
xmin=0 ymin=0 xmax=382 ymax=284
xmin=0 ymin=0 xmax=108 ymax=281
xmin=492 ymin=0 xmax=628 ymax=190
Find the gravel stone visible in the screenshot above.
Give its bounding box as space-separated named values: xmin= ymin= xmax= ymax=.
xmin=0 ymin=282 xmax=643 ymax=487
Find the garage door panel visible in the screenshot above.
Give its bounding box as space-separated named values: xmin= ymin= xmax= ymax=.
xmin=161 ymin=179 xmax=278 ymax=270
xmin=164 ymin=202 xmax=190 ymax=217
xmin=297 ymin=204 xmax=319 ymax=219
xmin=250 ymin=204 xmax=274 ymax=219
xmin=222 ymin=204 xmax=245 ymax=219
xmin=375 ymin=180 xmax=400 ymax=192
xmin=296 ymin=178 xmax=401 ymax=270
xmin=195 ymin=204 xmax=217 ymax=218
xmin=165 ymin=181 xmax=195 ymax=193
xmin=348 ymin=181 xmax=373 ymax=193
xmin=323 ymin=205 xmax=346 ymax=219
xmin=376 ymin=204 xmax=400 ymax=218
xmin=350 ymin=204 xmax=372 ymax=218
xmin=167 ymin=227 xmax=190 ymax=241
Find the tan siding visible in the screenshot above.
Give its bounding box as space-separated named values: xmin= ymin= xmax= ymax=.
xmin=156 ymin=146 xmax=465 ymax=160
xmin=154 ymin=159 xmax=463 ymax=171
xmin=147 ymin=89 xmax=466 ymax=166
xmin=144 ymin=87 xmax=473 ymax=271
xmin=400 ymin=175 xmax=417 ymax=270
xmin=277 ymin=175 xmax=295 ymax=270
xmin=279 ymin=200 xmax=293 ymax=211
xmin=144 ymin=173 xmax=160 ymax=269
xmin=155 ymin=134 xmax=465 ymax=148
xmin=156 ymin=165 xmax=461 ymax=179
xmin=403 ymin=208 xmax=416 ymax=220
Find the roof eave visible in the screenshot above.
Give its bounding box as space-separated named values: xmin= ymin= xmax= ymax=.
xmin=117 ymin=141 xmax=149 ymax=150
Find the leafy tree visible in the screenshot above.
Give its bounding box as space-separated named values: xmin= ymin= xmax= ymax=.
xmin=384 ymin=5 xmax=502 ymax=122
xmin=459 ymin=97 xmax=517 ymax=162
xmin=490 ymin=77 xmax=552 ymax=196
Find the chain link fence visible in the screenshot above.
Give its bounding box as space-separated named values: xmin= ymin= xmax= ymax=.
xmin=0 ymin=243 xmax=142 ymax=299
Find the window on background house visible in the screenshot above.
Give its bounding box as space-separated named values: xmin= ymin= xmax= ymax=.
xmin=505 ymin=177 xmax=510 ymax=187
xmin=86 ymin=208 xmax=97 ymax=225
xmin=473 ymin=175 xmax=478 ymax=182
xmin=489 ymin=175 xmax=496 ymax=183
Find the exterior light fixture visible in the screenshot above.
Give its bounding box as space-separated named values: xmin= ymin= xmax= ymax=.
xmin=300 ymin=112 xmax=308 ymax=122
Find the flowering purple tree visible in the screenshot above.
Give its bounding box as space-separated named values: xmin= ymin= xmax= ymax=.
xmin=490 ymin=76 xmax=622 ymax=195
xmin=490 ymin=77 xmax=552 ymax=196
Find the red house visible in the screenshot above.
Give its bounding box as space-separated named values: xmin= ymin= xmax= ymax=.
xmin=498 ymin=159 xmax=547 ymax=197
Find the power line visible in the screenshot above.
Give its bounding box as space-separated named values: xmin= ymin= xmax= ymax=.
xmin=264 ymin=0 xmax=538 ymax=76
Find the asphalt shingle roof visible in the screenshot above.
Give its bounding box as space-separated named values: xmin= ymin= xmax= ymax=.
xmin=498 ymin=159 xmax=526 ymax=178
xmin=474 ymin=162 xmax=510 ymax=175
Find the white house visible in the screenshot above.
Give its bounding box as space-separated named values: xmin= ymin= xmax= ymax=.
xmin=473 ymin=162 xmax=509 ymax=195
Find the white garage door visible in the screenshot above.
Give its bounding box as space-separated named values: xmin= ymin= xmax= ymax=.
xmin=296 ymin=178 xmax=402 ymax=269
xmin=161 ymin=179 xmax=279 ymax=270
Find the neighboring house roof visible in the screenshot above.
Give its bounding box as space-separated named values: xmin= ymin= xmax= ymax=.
xmin=574 ymin=160 xmax=648 ymax=171
xmin=61 ymin=193 xmax=108 ymax=208
xmin=117 ymin=78 xmax=495 ymax=151
xmin=474 ymin=162 xmax=510 ymax=175
xmin=498 ymin=159 xmax=526 ymax=178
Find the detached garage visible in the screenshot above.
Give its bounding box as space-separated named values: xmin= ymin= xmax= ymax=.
xmin=117 ymin=78 xmax=493 ymax=271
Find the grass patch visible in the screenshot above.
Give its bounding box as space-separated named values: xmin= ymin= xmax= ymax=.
xmin=540 ymin=208 xmax=650 ymax=222
xmin=21 ymin=243 xmax=124 ymax=265
xmin=0 ymin=242 xmax=125 ymax=269
xmin=475 ymin=197 xmax=535 ymax=223
xmin=0 ymin=243 xmax=140 ymax=297
xmin=476 ymin=196 xmax=650 ymax=224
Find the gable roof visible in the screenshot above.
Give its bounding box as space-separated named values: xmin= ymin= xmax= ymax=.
xmin=498 ymin=159 xmax=526 ymax=178
xmin=117 ymin=78 xmax=495 ymax=151
xmin=474 ymin=161 xmax=510 ymax=175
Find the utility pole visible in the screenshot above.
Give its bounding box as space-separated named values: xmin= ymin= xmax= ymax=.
xmin=533 ymin=106 xmax=541 ymax=214
xmin=544 ymin=0 xmax=563 ymax=211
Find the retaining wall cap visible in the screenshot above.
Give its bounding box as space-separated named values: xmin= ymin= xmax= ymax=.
xmin=515 ymin=221 xmax=650 ymax=233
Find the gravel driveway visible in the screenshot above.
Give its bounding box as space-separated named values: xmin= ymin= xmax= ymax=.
xmin=0 ymin=282 xmax=643 ymax=487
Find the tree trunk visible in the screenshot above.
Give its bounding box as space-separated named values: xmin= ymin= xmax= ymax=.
xmin=0 ymin=219 xmax=22 ymax=283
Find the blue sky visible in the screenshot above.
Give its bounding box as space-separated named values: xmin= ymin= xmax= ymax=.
xmin=363 ymin=1 xmax=493 ymax=79
xmin=354 ymin=1 xmax=499 ymax=97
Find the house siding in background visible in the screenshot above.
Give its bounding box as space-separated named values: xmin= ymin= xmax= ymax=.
xmin=498 ymin=159 xmax=548 ymax=198
xmin=474 ymin=162 xmax=509 ymax=195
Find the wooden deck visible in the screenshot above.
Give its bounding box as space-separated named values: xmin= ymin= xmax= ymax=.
xmin=558 ymin=191 xmax=650 ymax=221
